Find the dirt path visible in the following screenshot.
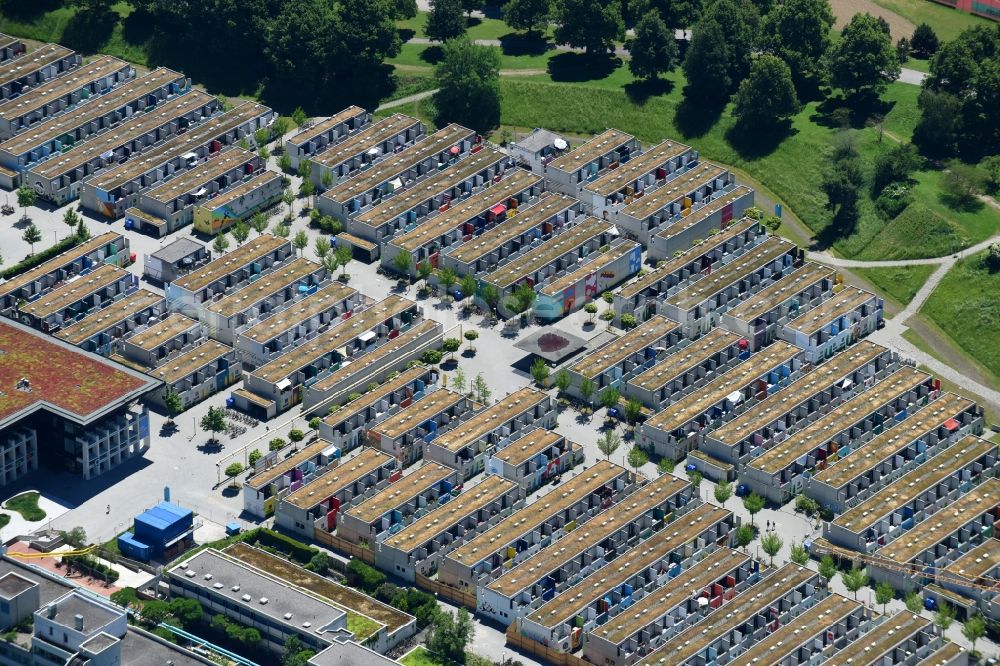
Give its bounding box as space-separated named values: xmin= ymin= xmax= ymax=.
xmin=829 ymin=0 xmax=915 ymax=40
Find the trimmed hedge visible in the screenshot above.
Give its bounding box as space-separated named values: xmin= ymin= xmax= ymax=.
xmin=65 ymin=555 xmax=119 ymax=582
xmin=1 ymin=235 xmax=85 ymax=280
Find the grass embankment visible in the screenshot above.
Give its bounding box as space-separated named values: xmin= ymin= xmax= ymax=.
xmin=855 ymin=265 xmax=936 ymax=305
xmin=921 ymin=251 xmax=1000 ymax=382
xmin=4 ymin=492 xmax=45 ymax=521
xmin=400 ymin=646 xmax=493 ymax=666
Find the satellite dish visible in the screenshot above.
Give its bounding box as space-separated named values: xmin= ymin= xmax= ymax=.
xmin=553 ymin=138 xmax=568 ymax=150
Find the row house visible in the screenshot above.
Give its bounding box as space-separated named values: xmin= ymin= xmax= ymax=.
xmin=375 ymin=475 xmax=522 ymax=582
xmin=871 ymin=477 xmax=999 ymax=591
xmin=518 ymin=506 xmax=743 ymax=653
xmin=317 ymin=365 xmax=438 ymax=452
xmin=274 ymin=448 xmax=398 ymax=539
xmin=826 ymin=612 xmax=941 ymax=666
xmin=165 ymin=234 xmax=293 ymax=316
xmin=309 ymin=113 xmax=423 ymax=188
xmin=439 ymin=192 xmax=585 ymax=277
xmin=726 ymin=594 xmax=870 ymax=666
xmin=200 ymin=256 xmax=326 ymax=345
xmin=543 ymin=129 xmax=638 ymax=196
xmin=486 ymin=428 xmax=583 ymax=493
xmin=917 ymin=643 xmax=969 ymax=666
xmin=933 ymin=537 xmax=1000 ymax=622
xmin=741 ymin=366 xmax=938 ymax=505
xmin=241 ymin=437 xmax=364 ymax=519
xmin=565 ymin=315 xmax=683 ymax=400
xmin=366 ymin=388 xmax=475 ymax=465
xmin=700 ymin=341 xmax=897 ymax=474
xmin=145 ymin=339 xmax=239 ymax=411
xmin=583 ymin=139 xmax=697 ymax=221
xmin=142 ymin=237 xmax=210 ymax=285
xmin=82 ymin=100 xmax=274 ymax=219
xmin=191 ymin=169 xmax=284 ymax=236
xmin=0 ymin=44 xmax=79 ymax=101
xmin=635 ymin=564 xmax=823 ymax=666
xmin=336 ymin=461 xmax=460 ymax=546
xmin=624 ymin=328 xmax=744 ymax=410
xmin=53 ymin=288 xmax=165 ymax=355
xmin=115 ymin=313 xmax=203 ymax=369
xmin=0 ymin=230 xmax=128 ymax=313
xmin=344 ymin=148 xmax=507 ymax=252
xmin=300 ymin=318 xmax=444 ymax=414
xmin=534 ymin=239 xmax=643 ymax=321
xmin=638 ymin=341 xmax=804 ymax=461
xmin=612 ymin=162 xmax=736 ymax=247
xmin=508 ymin=127 xmax=567 ymax=173
xmin=825 ymin=435 xmax=999 ymax=553
xmin=612 ymin=214 xmax=766 ymax=321
xmin=15 ymin=264 xmax=136 ymax=333
xmin=478 ymin=474 xmax=698 ymax=626
xmin=322 ymin=123 xmax=477 ymax=224
xmin=480 ymin=216 xmax=616 ymax=319
xmin=779 ymin=286 xmax=884 ymax=364
xmin=0 ymin=56 xmax=134 ymax=141
xmin=425 ymin=387 xmax=557 ymax=480
xmin=721 ymin=261 xmax=837 ymax=351
xmin=0 ymin=67 xmax=190 ymax=173
xmin=381 ymin=169 xmax=544 ymax=275
xmin=237 ymin=295 xmax=423 ymax=418
xmin=658 ymin=237 xmax=802 ymax=339
xmin=648 ymin=186 xmax=757 ymax=263
xmin=24 ymin=90 xmax=218 ymax=205
xmin=439 ymin=461 xmax=635 ymax=590
xmin=132 ymin=146 xmax=265 ymax=234
xmin=0 ymin=33 xmax=25 ymax=63
xmin=284 ymin=105 xmax=369 ymax=169
xmin=807 ymin=392 xmax=984 ymax=512
xmin=234 ymin=282 xmax=361 ymax=367
xmin=584 ymin=549 xmax=764 ymax=666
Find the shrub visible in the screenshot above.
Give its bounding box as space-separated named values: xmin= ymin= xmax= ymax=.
xmin=795 ymin=494 xmax=820 ymax=516
xmin=1 ymin=235 xmax=84 ymax=280
xmin=874 ymin=183 xmax=913 ymax=219
xmin=268 ymin=438 xmax=286 ymax=452
xmin=288 ymin=429 xmax=305 ymax=443
xmin=421 ymin=349 xmax=444 ymax=365
xmin=347 ymin=559 xmax=386 ymax=593
xmin=252 ymin=529 xmax=317 ymax=565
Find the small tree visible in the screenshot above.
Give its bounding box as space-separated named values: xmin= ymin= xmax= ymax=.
xmin=293 ymin=230 xmax=309 ymax=257
xmin=269 ymin=437 xmax=286 ymax=452
xmin=291 ymin=107 xmax=308 ymax=127
xmin=212 ymin=234 xmax=230 ymax=255
xmin=934 ymin=601 xmax=955 ymax=632
xmin=452 ymin=368 xmax=466 ymax=395
xmin=962 ymin=614 xmax=985 ymax=653
xmin=472 ymin=373 xmax=491 ymax=404
xmin=789 ymin=543 xmax=809 ymax=565
xmin=584 ymin=302 xmax=598 ymax=323
xmin=308 ymin=417 xmax=321 ymax=431
xmin=314 ymin=237 xmax=331 ymax=260
xmin=459 ymin=273 xmax=477 ymax=301
xmin=22 ymin=224 xmax=41 ymax=255
xmin=688 ymin=470 xmax=702 ymax=490
xmin=163 ymin=389 xmax=183 ymax=420
xmin=904 ymin=591 xmax=923 ymax=614
xmin=819 ymin=555 xmax=837 ymax=584
xmin=299 ymin=179 xmax=315 ymax=204
xmin=230 ymin=222 xmax=250 ymax=246
xmin=761 ymin=532 xmax=782 ymax=566
xmin=732 ymin=54 xmax=800 ymax=129
xmin=599 ymin=387 xmax=620 ymax=411
xmin=75 ymin=217 xmax=89 ymax=241
xmin=415 ymin=261 xmax=433 ymax=288
xmin=658 ymin=458 xmax=676 ymax=475
xmin=248 ymin=449 xmax=262 ymax=467
xmin=224 ymin=462 xmax=245 ymax=487
xmin=442 ymin=337 xmax=462 ymax=360
xmin=278 ymin=153 xmax=293 ymax=174
xmin=63 ymin=527 xmax=87 ymax=548
xmin=140 ymin=600 xmax=171 ymax=625
xmin=597 ymin=430 xmax=622 ymax=460
xmin=272 ymin=117 xmax=290 ymax=145
xmin=427 ymin=607 xmax=475 ymax=664
xmin=281 ymin=190 xmax=295 ymax=220
xmin=288 ymin=429 xmax=305 ymax=444
xmin=714 ymin=480 xmax=733 ymax=505
xmin=16 ymin=186 xmax=35 ymax=222
xmin=842 ymin=567 xmax=868 ymax=600
xmin=321 ymin=170 xmax=333 ymax=192
xmin=335 ymin=245 xmax=353 ymax=280
xmin=620 ymin=313 xmax=637 ymax=329
xmin=875 ymin=581 xmax=894 ymax=614
xmin=63 ymin=208 xmax=79 ymax=227
xmin=530 ymin=358 xmax=550 ymax=386
xmin=734 ymin=524 xmax=754 ymax=551
xmin=463 ymin=329 xmax=478 ymax=352
xmin=437 ymin=266 xmax=458 ymax=298
xmin=393 ymin=251 xmax=413 ymax=276
xmin=627 ymin=445 xmax=648 ymax=472
xmin=579 ymin=377 xmax=596 ymax=406
xmin=200 ymin=407 xmax=226 ymax=444
xmin=273 ymin=223 xmax=291 ymax=238
xmin=480 ymin=283 xmax=500 ymax=314
xmin=553 ymin=369 xmax=571 ymax=395
xmin=623 ymin=397 xmax=643 ymax=425
xmin=742 ymin=492 xmax=765 ymax=526
xmin=910 ymin=23 xmax=939 ymax=58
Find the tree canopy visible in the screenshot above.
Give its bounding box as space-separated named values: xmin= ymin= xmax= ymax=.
xmin=553 ymin=0 xmax=625 ymax=55
xmin=732 ymin=54 xmax=800 ymax=128
xmin=427 ymin=0 xmax=467 ymax=42
xmin=828 ymin=12 xmax=900 ymax=97
xmin=628 ymin=13 xmax=678 ymax=80
xmin=503 ymin=0 xmax=552 ymax=35
xmin=433 ymin=39 xmax=502 ymax=135
xmin=762 ymin=0 xmax=835 ymax=92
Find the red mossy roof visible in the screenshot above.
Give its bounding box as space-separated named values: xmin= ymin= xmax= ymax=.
xmin=0 ymin=320 xmax=151 ymax=423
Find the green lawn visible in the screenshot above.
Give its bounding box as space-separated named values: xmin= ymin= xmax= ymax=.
xmin=399 ymin=647 xmax=492 ymax=666
xmin=855 ymin=265 xmax=936 ymax=305
xmin=4 ymin=492 xmax=45 ymax=522
xmin=397 ymin=11 xmax=542 ymax=42
xmin=346 ymin=612 xmax=381 ymax=641
xmin=388 ymin=42 xmax=556 ymax=71
xmin=870 ymin=0 xmax=992 ymax=41
xmin=922 ymin=251 xmax=1000 ymax=380
xmin=902 ymin=57 xmax=932 ymax=73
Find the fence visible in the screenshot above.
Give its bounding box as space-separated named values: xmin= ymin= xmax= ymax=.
xmin=414 ymin=572 xmax=476 ymax=611
xmin=505 ymin=625 xmax=590 ymax=666
xmin=312 ymin=530 xmax=374 ymax=565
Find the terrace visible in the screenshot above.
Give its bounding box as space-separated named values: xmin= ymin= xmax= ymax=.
xmin=486 ymin=428 xmax=582 ymax=492
xmin=584 ymin=139 xmax=694 ymax=202
xmin=0 ymin=44 xmax=77 ymax=101
xmin=648 ymin=186 xmax=757 ymax=262
xmin=545 ymin=129 xmax=637 ymax=196
xmin=19 ymin=264 xmax=133 ymax=331
xmin=825 ymin=612 xmax=936 ymax=666
xmin=567 ymin=314 xmax=682 ymax=393
xmin=53 ymin=288 xmax=164 ymax=351
xmin=285 ymin=105 xmax=368 ymax=168
xmin=367 ymin=388 xmax=472 ymax=464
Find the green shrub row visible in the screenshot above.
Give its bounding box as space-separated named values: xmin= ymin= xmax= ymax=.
xmin=1 ymin=235 xmax=85 ymax=280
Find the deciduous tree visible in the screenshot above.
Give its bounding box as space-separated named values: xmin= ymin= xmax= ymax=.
xmin=732 ymin=54 xmax=800 ymax=129
xmin=628 ymin=13 xmax=678 ymax=80
xmin=433 ymin=39 xmax=501 ymax=135
xmin=762 ymin=0 xmax=834 ymax=91
xmin=828 ymin=12 xmax=900 ymax=98
xmin=910 ymin=23 xmax=939 ymax=58
xmin=503 ymin=0 xmax=552 ymax=36
xmin=553 ymin=0 xmax=625 ymax=56
xmin=426 ymin=0 xmax=466 ymax=42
